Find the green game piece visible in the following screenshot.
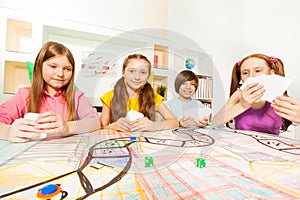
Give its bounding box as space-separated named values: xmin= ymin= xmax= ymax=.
xmin=145 ymin=156 xmax=153 ymax=167
xmin=195 ymin=158 xmax=206 ymax=168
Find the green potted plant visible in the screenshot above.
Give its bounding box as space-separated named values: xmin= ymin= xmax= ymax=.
xmin=156 ymin=85 xmax=167 ymax=97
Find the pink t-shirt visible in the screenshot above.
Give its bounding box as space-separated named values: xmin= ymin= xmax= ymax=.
xmin=0 ymin=88 xmax=99 ymax=124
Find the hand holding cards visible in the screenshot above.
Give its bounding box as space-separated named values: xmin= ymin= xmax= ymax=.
xmin=184 ymin=107 xmax=212 ymax=122
xmin=24 ymin=112 xmax=47 ymax=139
xmin=126 ymin=110 xmax=144 ymax=122
xmin=240 ymin=74 xmax=291 ymax=102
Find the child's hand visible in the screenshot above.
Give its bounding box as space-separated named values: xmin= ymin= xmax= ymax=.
xmin=240 ymin=83 xmax=265 ymax=108
xmin=272 ymin=96 xmax=300 ymax=124
xmin=197 ymin=116 xmax=209 ymax=127
xmin=35 ymin=111 xmax=69 ymax=136
xmin=130 ymin=117 xmax=152 ymax=132
xmin=8 ymin=118 xmax=41 ymax=142
xmin=180 ymin=116 xmax=196 ymax=128
xmin=113 ymin=117 xmax=132 ymax=132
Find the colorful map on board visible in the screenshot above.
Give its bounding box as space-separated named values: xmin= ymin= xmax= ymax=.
xmin=0 ymin=128 xmax=299 ymax=199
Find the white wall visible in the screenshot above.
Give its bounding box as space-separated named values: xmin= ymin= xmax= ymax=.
xmin=241 ymin=0 xmax=300 ymax=99
xmin=168 ymin=0 xmax=300 ymax=114
xmin=1 ymin=0 xmax=299 ymax=114
xmin=0 ymin=0 xmax=145 ymax=31
xmin=168 ymin=0 xmax=244 ymax=113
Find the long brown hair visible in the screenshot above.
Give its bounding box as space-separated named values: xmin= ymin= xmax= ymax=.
xmin=230 ymin=53 xmax=291 ymax=130
xmin=110 ymin=54 xmax=155 ymax=122
xmin=27 ymin=41 xmax=75 ymax=120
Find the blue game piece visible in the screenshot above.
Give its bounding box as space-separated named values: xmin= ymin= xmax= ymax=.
xmin=130 ymin=137 xmax=137 ymax=141
xmin=40 ymin=184 xmax=58 ymax=194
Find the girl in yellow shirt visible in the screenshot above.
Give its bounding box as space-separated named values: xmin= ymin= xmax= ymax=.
xmin=100 ymin=54 xmax=178 ymax=132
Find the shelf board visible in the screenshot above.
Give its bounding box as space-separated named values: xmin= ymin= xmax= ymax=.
xmin=4 ymin=51 xmax=32 ymax=62
xmin=6 ymin=18 xmax=32 ymax=53
xmin=195 ymin=98 xmax=212 ymax=103
xmin=4 ymin=61 xmax=30 ymax=94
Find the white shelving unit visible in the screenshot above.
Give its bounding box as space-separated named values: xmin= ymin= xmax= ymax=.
xmin=173 ymin=48 xmax=213 ymax=109
xmin=0 ymin=8 xmax=173 ymax=107
xmin=0 ymin=16 xmax=34 ymax=103
xmin=192 ymin=75 xmax=213 ymax=109
xmin=152 ymin=44 xmax=169 ymax=100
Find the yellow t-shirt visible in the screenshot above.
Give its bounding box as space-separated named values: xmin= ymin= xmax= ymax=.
xmin=100 ymin=90 xmax=163 ymax=111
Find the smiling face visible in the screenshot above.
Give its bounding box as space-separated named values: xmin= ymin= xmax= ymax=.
xmin=240 ymin=57 xmax=275 ymax=83
xmin=42 ymin=55 xmax=73 ymax=95
xmin=178 ymin=80 xmax=197 ymax=101
xmin=123 ymin=58 xmax=150 ymax=95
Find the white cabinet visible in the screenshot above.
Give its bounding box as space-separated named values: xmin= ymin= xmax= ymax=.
xmin=0 ymin=17 xmax=34 ymax=103
xmin=193 ymin=75 xmax=213 ymax=109
xmin=152 ymin=44 xmax=169 ymax=99
xmin=0 ymin=9 xmax=173 ymax=107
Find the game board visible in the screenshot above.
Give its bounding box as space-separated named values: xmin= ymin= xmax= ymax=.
xmin=0 ymin=127 xmax=299 ymax=199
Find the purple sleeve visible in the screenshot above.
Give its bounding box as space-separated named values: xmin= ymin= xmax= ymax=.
xmin=0 ymin=88 xmax=29 ymax=124
xmin=74 ymin=90 xmax=99 ymax=120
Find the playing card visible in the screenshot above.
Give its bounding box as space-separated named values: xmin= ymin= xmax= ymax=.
xmin=126 ymin=110 xmax=144 ymax=122
xmin=24 ymin=112 xmax=40 ymax=121
xmin=184 ymin=107 xmax=212 ymax=121
xmin=240 ymin=74 xmax=291 ymax=102
xmin=24 ymin=112 xmax=47 ymax=139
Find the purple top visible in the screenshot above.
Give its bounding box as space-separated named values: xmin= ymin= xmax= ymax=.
xmin=235 ymin=102 xmax=283 ymax=135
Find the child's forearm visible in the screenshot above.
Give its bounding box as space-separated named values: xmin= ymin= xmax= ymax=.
xmin=144 ymin=119 xmax=179 ymax=131
xmin=161 ymin=119 xmax=179 ymax=130
xmin=0 ymin=122 xmax=10 ymax=141
xmin=212 ymin=106 xmax=226 ymax=127
xmin=212 ymin=103 xmax=247 ymax=127
xmin=66 ymin=118 xmax=100 ymax=135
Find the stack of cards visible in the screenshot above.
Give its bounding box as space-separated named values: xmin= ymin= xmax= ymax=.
xmin=240 ymin=74 xmax=291 ymax=102
xmin=24 ymin=112 xmax=47 ymax=139
xmin=184 ymin=107 xmax=212 ymax=121
xmin=24 ymin=112 xmax=40 ymax=121
xmin=126 ymin=110 xmax=144 ymax=122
